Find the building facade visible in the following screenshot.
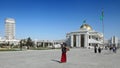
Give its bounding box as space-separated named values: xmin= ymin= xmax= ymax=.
xmin=66 ymin=23 xmax=103 ymax=48
xmin=110 ymin=36 xmax=118 ymax=47
xmin=35 ymin=40 xmax=65 ymax=48
xmin=5 ymin=18 xmax=15 ymax=40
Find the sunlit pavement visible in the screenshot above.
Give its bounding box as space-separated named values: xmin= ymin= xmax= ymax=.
xmin=0 ymin=48 xmax=120 ymax=68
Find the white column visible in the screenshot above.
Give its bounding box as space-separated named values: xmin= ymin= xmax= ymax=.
xmin=52 ymin=41 xmax=55 ymax=48
xmin=76 ymin=35 xmax=78 ymax=47
xmin=71 ymin=35 xmax=74 ymax=47
xmin=85 ymin=34 xmax=88 ymax=47
xmin=48 ymin=43 xmax=50 ymax=47
xmin=78 ymin=35 xmax=81 ymax=47
xmin=84 ymin=34 xmax=86 ymax=47
xmin=52 ymin=41 xmax=54 ymax=46
xmin=43 ymin=40 xmax=45 ymax=47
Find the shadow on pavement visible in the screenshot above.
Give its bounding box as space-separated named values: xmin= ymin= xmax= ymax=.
xmin=51 ymin=59 xmax=61 ymax=63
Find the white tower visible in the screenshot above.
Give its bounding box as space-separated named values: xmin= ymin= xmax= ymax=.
xmin=5 ymin=18 xmax=15 ymax=40
xmin=111 ymin=36 xmax=118 ymax=47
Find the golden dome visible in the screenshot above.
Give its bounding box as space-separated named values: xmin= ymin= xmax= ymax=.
xmin=80 ymin=23 xmax=92 ymax=31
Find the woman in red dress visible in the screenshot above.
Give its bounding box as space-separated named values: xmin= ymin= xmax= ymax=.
xmin=60 ymin=43 xmax=69 ymax=63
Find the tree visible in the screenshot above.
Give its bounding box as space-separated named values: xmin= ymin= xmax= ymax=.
xmin=19 ymin=39 xmax=26 ymax=50
xmin=26 ymin=37 xmax=34 ymax=48
xmin=19 ymin=40 xmax=23 ymax=50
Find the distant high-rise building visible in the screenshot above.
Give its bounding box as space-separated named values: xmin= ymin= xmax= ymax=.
xmin=5 ymin=18 xmax=15 ymax=40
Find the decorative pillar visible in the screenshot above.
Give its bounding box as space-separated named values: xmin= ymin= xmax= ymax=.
xmin=43 ymin=40 xmax=45 ymax=47
xmin=76 ymin=35 xmax=78 ymax=47
xmin=48 ymin=43 xmax=50 ymax=47
xmin=52 ymin=40 xmax=55 ymax=48
xmin=85 ymin=34 xmax=88 ymax=47
xmin=71 ymin=35 xmax=74 ymax=47
xmin=78 ymin=35 xmax=81 ymax=47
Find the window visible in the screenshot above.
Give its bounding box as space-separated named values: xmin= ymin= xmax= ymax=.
xmin=89 ymin=36 xmax=91 ymax=39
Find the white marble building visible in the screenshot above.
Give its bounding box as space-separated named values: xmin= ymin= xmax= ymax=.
xmin=66 ymin=23 xmax=103 ymax=48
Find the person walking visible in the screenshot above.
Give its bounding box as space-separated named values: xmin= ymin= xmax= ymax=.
xmin=98 ymin=47 xmax=101 ymax=53
xmin=94 ymin=46 xmax=97 ymax=53
xmin=113 ymin=45 xmax=117 ymax=53
xmin=60 ymin=43 xmax=69 ymax=63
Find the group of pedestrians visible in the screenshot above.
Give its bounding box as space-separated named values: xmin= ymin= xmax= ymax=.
xmin=94 ymin=46 xmax=102 ymax=53
xmin=94 ymin=45 xmax=117 ymax=54
xmin=59 ymin=43 xmax=118 ymax=63
xmin=109 ymin=45 xmax=117 ymax=53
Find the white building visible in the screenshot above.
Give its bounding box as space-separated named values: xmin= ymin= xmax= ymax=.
xmin=35 ymin=40 xmax=65 ymax=48
xmin=66 ymin=23 xmax=103 ymax=48
xmin=111 ymin=36 xmax=119 ymax=47
xmin=5 ymin=18 xmax=15 ymax=40
xmin=0 ymin=18 xmax=20 ymax=46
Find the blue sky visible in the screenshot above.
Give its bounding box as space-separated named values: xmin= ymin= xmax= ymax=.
xmin=0 ymin=0 xmax=120 ymax=40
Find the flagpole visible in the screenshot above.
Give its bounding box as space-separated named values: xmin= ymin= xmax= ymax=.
xmin=102 ymin=16 xmax=104 ymax=46
xmin=101 ymin=9 xmax=104 ymax=46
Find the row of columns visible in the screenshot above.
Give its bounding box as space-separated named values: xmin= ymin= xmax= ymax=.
xmin=37 ymin=41 xmax=60 ymax=47
xmin=71 ymin=34 xmax=88 ymax=47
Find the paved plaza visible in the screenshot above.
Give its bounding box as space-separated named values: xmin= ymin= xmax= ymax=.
xmin=0 ymin=48 xmax=120 ymax=68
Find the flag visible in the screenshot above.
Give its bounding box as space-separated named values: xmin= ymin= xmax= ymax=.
xmin=100 ymin=10 xmax=104 ymax=21
xmin=83 ymin=20 xmax=86 ymax=23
